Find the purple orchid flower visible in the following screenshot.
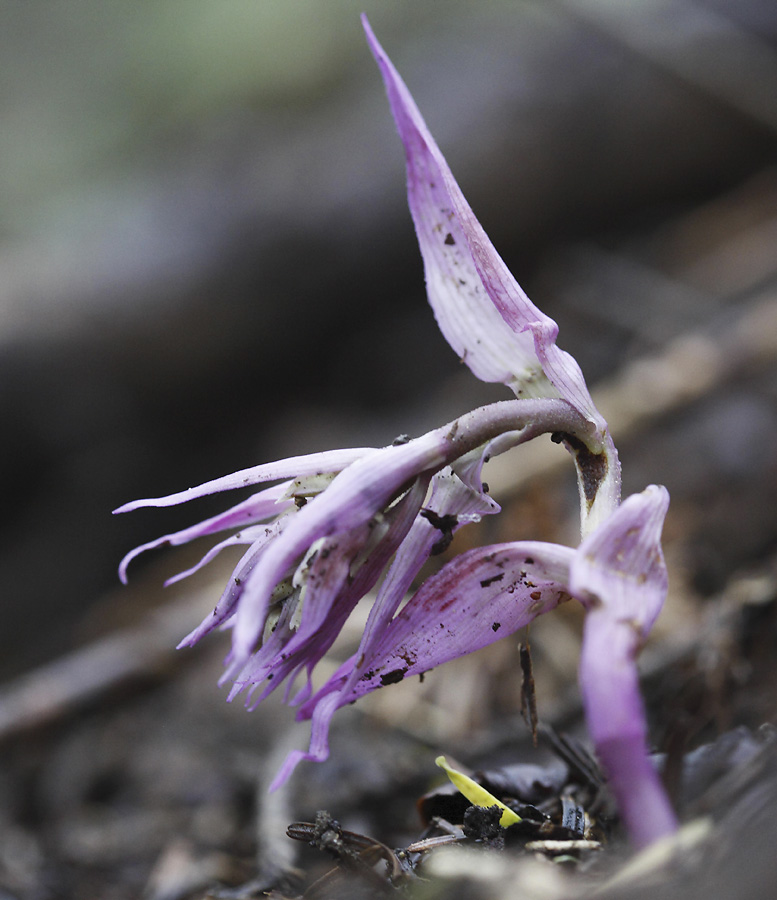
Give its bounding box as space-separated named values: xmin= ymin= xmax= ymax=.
xmin=115 ymin=17 xmax=678 ymax=849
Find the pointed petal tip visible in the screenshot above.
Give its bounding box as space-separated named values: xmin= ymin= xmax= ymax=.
xmin=360 ymin=13 xmax=377 ymax=48
xmin=117 ymin=550 xmax=138 ymax=584
xmin=268 ymin=750 xmax=304 ymax=792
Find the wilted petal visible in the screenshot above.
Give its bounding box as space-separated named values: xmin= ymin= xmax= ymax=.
xmin=227 ymin=433 xmax=446 ymax=663
xmin=226 ymin=401 xmax=566 ymax=663
xmin=267 ymin=468 xmax=502 ymax=785
xmin=571 ymin=486 xmax=677 ymax=848
xmin=272 ymin=541 xmax=573 ymax=788
xmin=363 ymin=16 xmax=604 ymax=432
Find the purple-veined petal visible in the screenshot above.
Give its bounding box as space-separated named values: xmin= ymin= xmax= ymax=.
xmin=117 ymin=482 xmax=294 ymax=583
xmin=571 ymin=486 xmax=677 ymax=848
xmin=112 ymin=447 xmax=373 ymax=513
xmin=363 ymin=16 xmax=604 ymax=433
xmin=269 ymin=539 xmax=574 ymax=788
xmin=301 ymin=541 xmax=574 ymax=720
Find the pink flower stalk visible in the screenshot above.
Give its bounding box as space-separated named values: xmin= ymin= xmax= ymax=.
xmin=115 ymin=16 xmax=678 ymax=848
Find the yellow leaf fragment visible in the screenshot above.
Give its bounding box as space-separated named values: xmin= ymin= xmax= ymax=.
xmin=435 ymin=755 xmax=521 ymax=826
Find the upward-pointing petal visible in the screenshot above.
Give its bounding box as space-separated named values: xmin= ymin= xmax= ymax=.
xmin=362 ymin=15 xmax=603 ymax=431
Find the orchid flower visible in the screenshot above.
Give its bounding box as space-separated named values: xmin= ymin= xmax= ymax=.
xmin=115 ymin=16 xmax=678 ymax=849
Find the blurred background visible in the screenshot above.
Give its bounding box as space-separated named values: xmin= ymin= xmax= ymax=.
xmin=1 ymin=1 xmax=777 ymax=895
xmin=3 ymin=0 xmax=776 ymax=677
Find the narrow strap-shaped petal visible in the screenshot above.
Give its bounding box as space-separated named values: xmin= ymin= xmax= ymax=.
xmin=113 ymin=447 xmax=372 ymax=513
xmin=163 ymin=524 xmax=271 ymax=587
xmin=177 ymin=520 xmax=287 ymax=648
xmin=227 ymin=477 xmax=431 ymax=700
xmin=117 ymin=482 xmax=293 ymax=583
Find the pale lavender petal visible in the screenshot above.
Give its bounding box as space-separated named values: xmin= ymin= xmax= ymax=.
xmin=270 ymin=539 xmax=573 ymax=790
xmin=363 ymin=16 xmax=603 ymax=432
xmin=571 ymin=486 xmax=677 ymax=847
xmin=163 ymin=524 xmax=270 ymax=586
xmin=117 ymin=482 xmax=294 ymax=583
xmin=230 ymin=526 xmax=369 ymax=694
xmin=228 ymin=435 xmax=444 ymax=663
xmin=177 ymin=521 xmax=287 ymax=648
xmin=452 ymin=429 xmax=528 ymax=495
xmin=579 ymin=609 xmax=677 ymax=848
xmin=269 ymin=692 xmax=341 ymax=791
xmin=226 ymin=476 xmax=432 ymax=701
xmin=266 ymin=470 xmax=503 ymax=787
xmin=112 ymin=447 xmax=372 ymax=513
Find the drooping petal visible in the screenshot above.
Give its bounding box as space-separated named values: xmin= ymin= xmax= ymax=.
xmin=164 ymin=524 xmax=272 ymax=586
xmin=226 ymin=476 xmax=432 ymax=702
xmin=227 ymin=400 xmax=573 ymax=664
xmin=288 ymin=541 xmax=574 ymax=763
xmin=227 ymin=434 xmax=446 ymax=664
xmin=362 ymin=16 xmax=604 ymax=433
xmin=177 ymin=520 xmax=288 ymax=648
xmin=322 ymin=465 xmax=500 ymax=701
xmin=269 ymin=540 xmax=573 ymax=789
xmin=571 ymin=486 xmax=678 ymax=848
xmin=269 ymin=467 xmax=503 ymax=787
